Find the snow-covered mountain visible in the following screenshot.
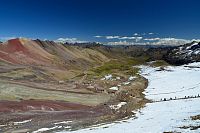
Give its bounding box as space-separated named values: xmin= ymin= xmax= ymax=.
xmin=165 ymin=41 xmax=200 ymax=65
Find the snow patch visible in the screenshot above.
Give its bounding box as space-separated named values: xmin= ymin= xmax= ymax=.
xmin=109 ymin=102 xmax=127 ymax=110
xmin=128 ymin=76 xmax=136 ymax=81
xmin=54 ymin=121 xmax=72 ymax=125
xmin=116 ymin=77 xmax=121 ymax=80
xmin=33 ymin=126 xmax=62 ymax=133
xmin=194 ymin=50 xmax=200 ymax=54
xmin=104 ymin=74 xmax=112 ymax=80
xmin=123 ymin=82 xmax=130 ymax=85
xmin=109 ymin=86 xmax=119 ymax=91
xmin=0 ymin=124 xmax=6 ymax=127
xmin=13 ymin=119 xmax=32 ymax=125
xmin=101 ymin=75 xmax=121 ymax=81
xmin=191 ymin=42 xmax=199 ymax=47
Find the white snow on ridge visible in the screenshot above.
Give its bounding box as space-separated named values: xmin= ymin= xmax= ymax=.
xmin=194 ymin=50 xmax=200 ymax=54
xmin=191 ymin=42 xmax=199 ymax=47
xmin=58 ymin=62 xmax=200 ymax=133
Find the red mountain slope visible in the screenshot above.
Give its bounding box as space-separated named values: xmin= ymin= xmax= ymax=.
xmin=0 ymin=38 xmax=55 ymax=65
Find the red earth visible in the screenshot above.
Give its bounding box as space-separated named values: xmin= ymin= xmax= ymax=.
xmin=0 ymin=38 xmax=53 ymax=65
xmin=0 ymin=100 xmax=91 ymax=113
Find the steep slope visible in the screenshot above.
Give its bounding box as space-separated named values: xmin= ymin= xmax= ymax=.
xmin=0 ymin=38 xmax=54 ymax=65
xmin=165 ymin=41 xmax=200 ymax=65
xmin=0 ymin=38 xmax=109 ymax=69
xmin=34 ymin=39 xmax=109 ymax=69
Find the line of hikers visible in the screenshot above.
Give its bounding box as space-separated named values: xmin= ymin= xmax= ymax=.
xmin=156 ymin=94 xmax=200 ymax=102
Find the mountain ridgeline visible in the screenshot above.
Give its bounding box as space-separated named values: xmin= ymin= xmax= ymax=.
xmin=0 ymin=38 xmax=109 ymax=69
xmin=0 ymin=38 xmax=199 ymax=68
xmin=164 ymin=41 xmax=200 ymax=65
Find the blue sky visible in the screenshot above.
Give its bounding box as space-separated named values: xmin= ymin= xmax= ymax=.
xmin=0 ymin=0 xmax=200 ymax=45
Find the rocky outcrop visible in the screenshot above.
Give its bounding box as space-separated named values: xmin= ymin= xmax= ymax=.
xmin=165 ymin=41 xmax=200 ymax=65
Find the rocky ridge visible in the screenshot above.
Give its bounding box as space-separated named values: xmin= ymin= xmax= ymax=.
xmin=165 ymin=41 xmax=200 ymax=65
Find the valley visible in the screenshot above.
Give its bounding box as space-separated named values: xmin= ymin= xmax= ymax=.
xmin=0 ymin=38 xmax=200 ymax=133
xmin=1 ymin=1 xmax=200 ymax=132
xmin=0 ymin=38 xmax=152 ymax=132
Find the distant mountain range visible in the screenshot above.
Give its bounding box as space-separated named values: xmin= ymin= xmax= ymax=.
xmin=0 ymin=38 xmax=199 ymax=67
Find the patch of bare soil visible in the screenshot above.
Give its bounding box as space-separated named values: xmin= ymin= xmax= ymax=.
xmin=0 ymin=100 xmax=90 ymax=113
xmin=0 ymin=100 xmax=113 ymax=133
xmin=191 ymin=115 xmax=200 ymax=120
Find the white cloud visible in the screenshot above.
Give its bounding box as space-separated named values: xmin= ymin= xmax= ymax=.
xmin=104 ymin=35 xmax=143 ymax=42
xmin=106 ymin=37 xmax=197 ymax=46
xmin=119 ymin=36 xmax=136 ymax=40
xmin=55 ymin=38 xmax=87 ymax=44
xmin=106 ymin=36 xmax=120 ymax=39
xmin=98 ymin=32 xmax=156 ymax=40
xmin=151 ymin=38 xmax=190 ymax=45
xmin=107 ymin=41 xmax=146 ymax=45
xmin=107 ymin=41 xmax=134 ymax=45
xmin=95 ymin=34 xmax=198 ymax=46
xmin=134 ymin=33 xmax=139 ymax=36
xmin=144 ymin=38 xmax=160 ymax=41
xmin=94 ymin=35 xmax=102 ymax=38
xmin=191 ymin=39 xmax=200 ymax=42
xmin=135 ymin=37 xmax=143 ymax=42
xmin=148 ymin=32 xmax=154 ymax=35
